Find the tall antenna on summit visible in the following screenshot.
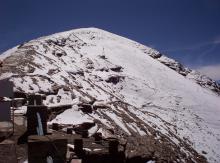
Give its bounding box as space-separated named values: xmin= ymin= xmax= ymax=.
xmin=100 ymin=47 xmax=107 ymax=59
xmin=102 ymin=47 xmax=105 ymax=56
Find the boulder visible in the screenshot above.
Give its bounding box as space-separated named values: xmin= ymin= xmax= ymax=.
xmin=78 ymin=103 xmax=93 ymax=113
xmin=105 ymin=75 xmax=125 ymax=84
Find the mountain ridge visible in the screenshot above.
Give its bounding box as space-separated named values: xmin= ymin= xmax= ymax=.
xmin=1 ymin=28 xmax=219 ymax=95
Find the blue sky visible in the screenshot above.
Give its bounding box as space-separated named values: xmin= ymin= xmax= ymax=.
xmin=1 ymin=0 xmax=220 ymax=80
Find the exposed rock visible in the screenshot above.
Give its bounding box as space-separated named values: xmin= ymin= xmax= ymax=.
xmin=125 ymin=136 xmax=207 ymax=163
xmin=146 ymin=52 xmax=220 ymax=95
xmin=52 ymin=50 xmax=67 ymax=57
xmin=105 ymin=75 xmax=125 ymax=84
xmin=73 ymin=122 xmax=96 ymax=137
xmin=99 ymin=55 xmax=107 ymax=60
xmin=14 ymin=91 xmax=27 ymax=99
xmin=148 ymin=51 xmax=162 ymax=59
xmin=48 ymin=69 xmax=59 ymax=75
xmin=93 ymin=132 xmax=102 ymax=141
xmin=93 ymin=104 xmax=110 ymax=110
xmin=110 ymin=66 xmax=123 ymax=72
xmin=187 ymin=70 xmax=220 ymax=95
xmin=98 ymin=67 xmax=109 ymax=72
xmin=78 ymin=103 xmax=93 ymax=113
xmin=74 ymin=122 xmax=96 ymax=131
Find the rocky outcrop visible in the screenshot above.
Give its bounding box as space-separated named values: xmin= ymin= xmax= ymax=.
xmin=105 ymin=75 xmax=125 ymax=84
xmin=126 ymin=136 xmax=207 ymax=163
xmin=141 ymin=47 xmax=220 ymax=95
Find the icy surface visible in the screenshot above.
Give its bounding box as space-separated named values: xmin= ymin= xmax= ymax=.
xmin=48 ymin=106 xmax=93 ymax=125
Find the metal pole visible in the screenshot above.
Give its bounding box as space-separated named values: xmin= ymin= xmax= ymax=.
xmin=10 ymin=79 xmax=14 ymax=136
xmin=11 ymin=99 xmax=14 ymax=135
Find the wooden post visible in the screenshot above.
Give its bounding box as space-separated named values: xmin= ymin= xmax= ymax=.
xmin=11 ymin=100 xmax=14 ymax=135
xmin=109 ymin=139 xmax=119 ymax=154
xmin=74 ymin=139 xmax=85 ymax=158
xmin=28 ymin=135 xmax=67 ymax=163
xmin=74 ymin=139 xmax=83 ymax=153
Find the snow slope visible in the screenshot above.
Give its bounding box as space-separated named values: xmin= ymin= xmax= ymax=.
xmin=0 ymin=27 xmax=220 ymax=162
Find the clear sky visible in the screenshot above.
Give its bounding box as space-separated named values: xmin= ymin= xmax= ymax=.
xmin=1 ymin=0 xmax=220 ymax=80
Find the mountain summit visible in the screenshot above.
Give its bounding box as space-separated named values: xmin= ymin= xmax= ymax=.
xmin=0 ymin=28 xmax=220 ymax=162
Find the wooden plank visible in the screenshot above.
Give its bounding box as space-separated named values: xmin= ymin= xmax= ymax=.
xmin=28 ymin=135 xmax=67 ymax=163
xmin=0 ymin=140 xmax=17 ymax=163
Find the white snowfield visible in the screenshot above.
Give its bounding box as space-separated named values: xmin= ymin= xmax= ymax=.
xmin=0 ymin=28 xmax=220 ymax=162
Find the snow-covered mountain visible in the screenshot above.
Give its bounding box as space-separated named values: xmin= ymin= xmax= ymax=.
xmin=0 ymin=28 xmax=220 ymax=162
